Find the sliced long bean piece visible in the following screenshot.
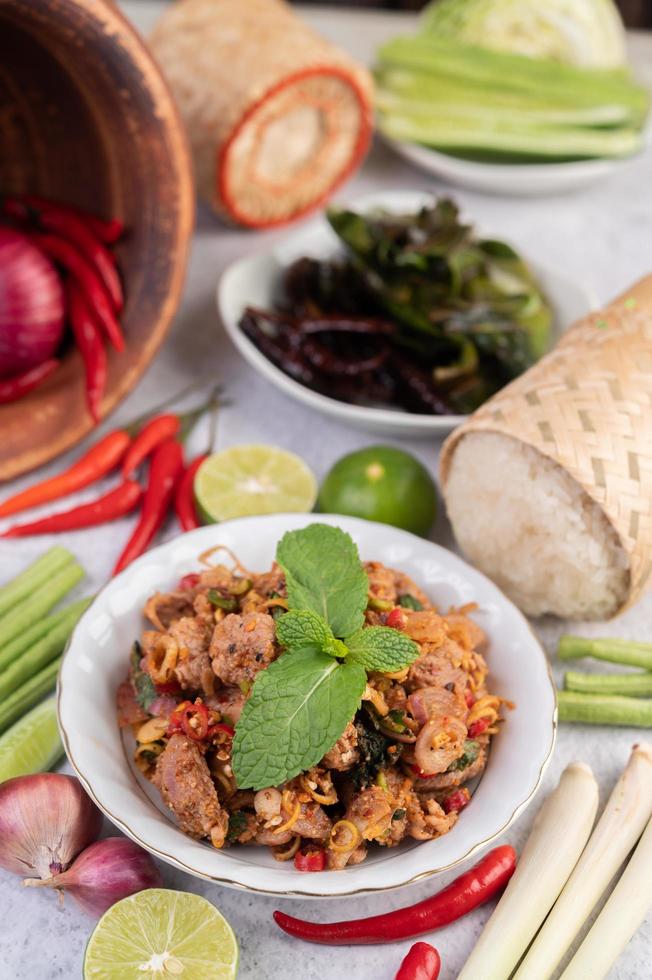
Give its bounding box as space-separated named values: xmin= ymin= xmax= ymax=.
xmin=0 ymin=657 xmax=61 ymax=734
xmin=565 ymin=671 xmax=652 ymax=698
xmin=558 ymin=635 xmax=652 ymax=670
xmin=0 ymin=562 xmax=83 ymax=649
xmin=0 ymin=601 xmax=80 ymax=673
xmin=0 ymin=597 xmax=91 ymax=699
xmin=0 ymin=547 xmax=74 ymax=618
xmin=558 ymin=691 xmax=652 ymax=727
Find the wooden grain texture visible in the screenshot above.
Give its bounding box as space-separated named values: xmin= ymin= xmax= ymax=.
xmin=440 ymin=275 xmax=652 ymax=615
xmin=0 ymin=0 xmax=194 ymax=481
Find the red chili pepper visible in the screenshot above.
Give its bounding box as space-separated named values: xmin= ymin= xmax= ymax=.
xmin=178 ymin=573 xmax=200 ymax=591
xmin=174 ymin=454 xmax=207 ymax=531
xmin=274 ymin=845 xmax=516 ymax=944
xmin=410 ymin=764 xmax=435 ymax=780
xmin=442 ymin=789 xmax=471 ymax=815
xmin=386 ymin=608 xmax=406 ymax=630
xmin=464 ymin=689 xmax=476 ymax=709
xmin=16 ymin=195 xmax=124 ymax=244
xmin=208 ymin=722 xmax=235 ymax=740
xmin=468 ymin=718 xmax=490 ymax=738
xmin=168 ymin=700 xmax=210 ymax=741
xmin=32 ymin=232 xmax=125 ymax=352
xmin=0 ymin=359 xmax=59 ymax=404
xmin=5 ymin=196 xmax=123 ymax=311
xmin=294 ymin=849 xmax=327 ymax=873
xmin=112 ymin=438 xmax=184 ymax=574
xmin=0 ymin=429 xmax=131 ymax=518
xmin=1 ymin=480 xmax=142 ymax=537
xmin=66 ymin=279 xmax=107 ymax=423
xmin=121 ymin=414 xmax=182 ymax=478
xmin=395 ymin=942 xmax=441 ymax=980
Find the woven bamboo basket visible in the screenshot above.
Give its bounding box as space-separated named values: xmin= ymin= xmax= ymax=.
xmin=150 ymin=0 xmax=373 ymax=228
xmin=440 ymin=274 xmax=652 ymax=616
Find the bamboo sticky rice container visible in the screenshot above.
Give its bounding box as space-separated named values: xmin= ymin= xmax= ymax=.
xmin=150 ymin=0 xmax=373 ymax=228
xmin=440 ymin=275 xmax=652 ymax=620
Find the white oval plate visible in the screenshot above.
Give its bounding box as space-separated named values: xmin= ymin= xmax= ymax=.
xmin=217 ymin=189 xmax=597 ymax=438
xmin=385 ymin=137 xmax=640 ymax=197
xmin=59 ymin=514 xmax=556 ymax=898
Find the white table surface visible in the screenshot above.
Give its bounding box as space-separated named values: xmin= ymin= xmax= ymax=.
xmin=1 ymin=5 xmax=652 ymax=978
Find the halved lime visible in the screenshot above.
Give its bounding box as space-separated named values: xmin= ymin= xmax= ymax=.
xmin=0 ymin=696 xmax=63 ymax=782
xmin=194 ymin=444 xmax=317 ymax=523
xmin=84 ymin=889 xmax=238 ymax=979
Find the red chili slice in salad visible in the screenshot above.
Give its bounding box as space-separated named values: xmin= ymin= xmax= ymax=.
xmin=294 ymin=849 xmax=327 ymax=872
xmin=442 ymin=788 xmax=471 ymax=814
xmin=468 ymin=718 xmax=490 ymax=738
xmin=178 ymin=573 xmax=200 ymax=591
xmin=168 ymin=700 xmax=210 ymax=741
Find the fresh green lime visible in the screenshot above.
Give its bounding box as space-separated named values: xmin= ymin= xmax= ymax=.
xmin=0 ymin=696 xmax=63 ymax=782
xmin=318 ymin=445 xmax=437 ymax=536
xmin=194 ymin=444 xmax=317 ymax=523
xmin=84 ymin=889 xmax=239 ymax=980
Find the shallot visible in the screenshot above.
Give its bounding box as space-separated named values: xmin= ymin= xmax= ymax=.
xmin=0 ymin=773 xmax=102 ymax=879
xmin=0 ymin=227 xmax=64 ymax=378
xmin=24 ymin=836 xmax=163 ymax=917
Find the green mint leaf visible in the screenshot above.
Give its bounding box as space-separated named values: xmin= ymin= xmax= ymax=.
xmin=276 ymin=524 xmax=368 ymax=638
xmin=447 ymin=739 xmax=480 ymax=772
xmin=276 ymin=609 xmax=334 ymax=651
xmin=346 ymin=626 xmax=419 ymax=673
xmin=232 ymin=646 xmax=366 ymax=790
xmin=130 ymin=641 xmax=157 ymax=710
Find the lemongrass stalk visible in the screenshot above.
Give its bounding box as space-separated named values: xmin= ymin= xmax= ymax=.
xmin=0 ymin=547 xmax=73 ymax=618
xmin=565 ymin=670 xmax=652 ymax=698
xmin=560 ymin=812 xmax=652 ymax=980
xmin=456 ymin=762 xmax=598 ymax=980
xmin=514 ymin=743 xmax=652 ymax=980
xmin=558 ymin=634 xmax=652 ymax=669
xmin=558 ymin=691 xmax=652 ymax=727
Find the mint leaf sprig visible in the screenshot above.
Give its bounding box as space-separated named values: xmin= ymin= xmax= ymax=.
xmin=232 ymin=525 xmax=419 ymax=791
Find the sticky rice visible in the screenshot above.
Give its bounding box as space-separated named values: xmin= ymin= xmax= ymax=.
xmin=444 ymin=432 xmax=630 ymax=620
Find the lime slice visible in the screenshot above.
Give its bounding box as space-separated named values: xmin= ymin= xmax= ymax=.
xmin=194 ymin=444 xmax=317 ymax=523
xmin=84 ymin=889 xmax=238 ymax=980
xmin=0 ymin=696 xmax=63 ymax=782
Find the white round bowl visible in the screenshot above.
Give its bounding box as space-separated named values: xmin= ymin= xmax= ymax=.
xmin=58 ymin=513 xmax=557 ymax=898
xmin=384 ymin=137 xmax=643 ymax=197
xmin=217 ymin=189 xmax=596 ymax=438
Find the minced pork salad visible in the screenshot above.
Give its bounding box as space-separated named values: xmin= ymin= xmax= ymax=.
xmin=117 ymin=525 xmax=509 ymax=872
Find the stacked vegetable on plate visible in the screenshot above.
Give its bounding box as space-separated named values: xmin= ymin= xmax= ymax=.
xmin=376 ymin=0 xmax=649 ymax=164
xmin=241 ymin=197 xmax=552 ymax=414
xmin=0 ymin=196 xmax=125 ymax=420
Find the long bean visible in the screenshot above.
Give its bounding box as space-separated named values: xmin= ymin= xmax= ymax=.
xmin=558 ymin=691 xmax=652 ymax=727
xmin=0 ymin=597 xmax=91 ymax=699
xmin=564 ymin=671 xmax=652 ymax=698
xmin=0 ymin=657 xmax=61 ymax=734
xmin=558 ymin=635 xmax=652 ymax=670
xmin=0 ymin=547 xmax=73 ymax=618
xmin=0 ymin=599 xmax=85 ymax=673
xmin=0 ymin=563 xmax=84 ymax=649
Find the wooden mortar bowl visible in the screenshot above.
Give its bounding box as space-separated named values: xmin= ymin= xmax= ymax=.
xmin=0 ymin=0 xmax=194 ymax=481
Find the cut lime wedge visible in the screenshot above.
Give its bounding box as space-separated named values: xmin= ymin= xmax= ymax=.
xmin=84 ymin=889 xmax=239 ymax=980
xmin=194 ymin=444 xmax=317 ymax=523
xmin=0 ymin=696 xmax=63 ymax=782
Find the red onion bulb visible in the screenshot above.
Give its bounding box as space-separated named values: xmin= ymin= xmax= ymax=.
xmin=24 ymin=837 xmax=163 ymax=917
xmin=0 ymin=773 xmax=102 ymax=879
xmin=0 ymin=227 xmax=65 ymax=378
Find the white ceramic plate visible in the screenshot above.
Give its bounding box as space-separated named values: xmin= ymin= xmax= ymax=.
xmin=59 ymin=514 xmax=557 ymax=898
xmin=384 ymin=137 xmax=641 ymax=197
xmin=217 ymin=189 xmax=597 ymax=438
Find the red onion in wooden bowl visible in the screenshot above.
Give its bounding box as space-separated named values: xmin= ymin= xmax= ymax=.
xmin=0 ymin=226 xmax=65 ymax=377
